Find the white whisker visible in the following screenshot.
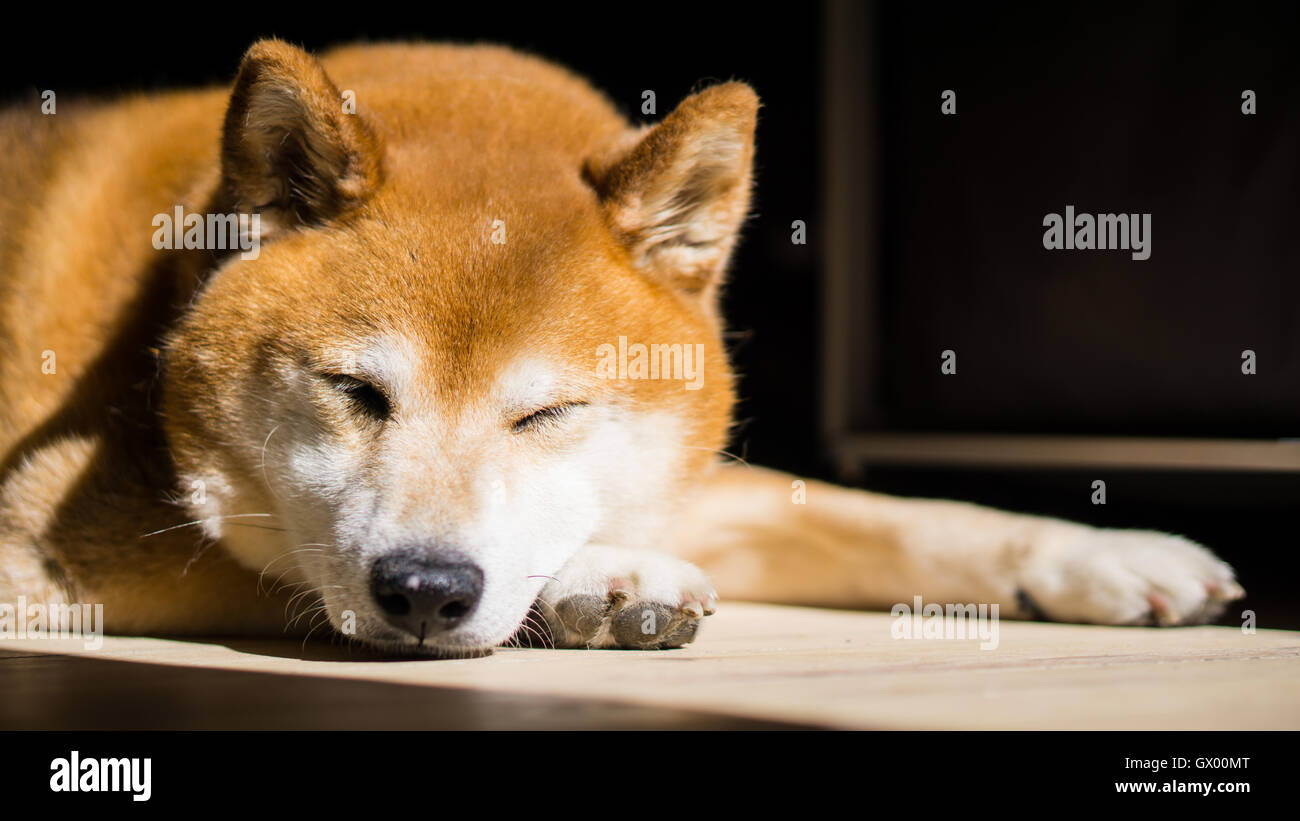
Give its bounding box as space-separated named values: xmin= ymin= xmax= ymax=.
xmin=140 ymin=513 xmax=276 ymax=539
xmin=260 ymin=424 xmax=282 ymax=499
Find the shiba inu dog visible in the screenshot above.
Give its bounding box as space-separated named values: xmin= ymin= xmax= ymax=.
xmin=0 ymin=40 xmax=1243 ymax=656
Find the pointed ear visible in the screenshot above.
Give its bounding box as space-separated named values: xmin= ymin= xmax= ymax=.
xmin=219 ymin=39 xmax=382 ymax=233
xmin=586 ymin=82 xmax=759 ymax=297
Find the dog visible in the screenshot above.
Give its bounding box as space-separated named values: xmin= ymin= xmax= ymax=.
xmin=0 ymin=40 xmax=1243 ymax=655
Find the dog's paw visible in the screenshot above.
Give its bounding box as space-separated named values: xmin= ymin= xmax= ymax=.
xmin=531 ymin=546 xmax=717 ymax=649
xmin=1017 ymin=528 xmax=1244 ymax=626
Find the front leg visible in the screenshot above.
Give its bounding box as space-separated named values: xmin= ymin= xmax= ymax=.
xmin=668 ymin=464 xmax=1244 ymax=626
xmin=531 ymin=545 xmax=718 ymax=649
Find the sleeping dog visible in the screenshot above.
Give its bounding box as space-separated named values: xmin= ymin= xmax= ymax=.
xmin=0 ymin=40 xmax=1242 ymax=655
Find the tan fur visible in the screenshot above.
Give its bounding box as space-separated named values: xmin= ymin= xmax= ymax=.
xmin=0 ymin=40 xmax=1242 ymax=648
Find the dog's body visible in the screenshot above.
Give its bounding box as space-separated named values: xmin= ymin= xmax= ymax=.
xmin=0 ymin=41 xmax=1241 ymax=654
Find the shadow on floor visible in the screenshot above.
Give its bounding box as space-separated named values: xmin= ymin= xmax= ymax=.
xmin=0 ymin=649 xmax=806 ymax=730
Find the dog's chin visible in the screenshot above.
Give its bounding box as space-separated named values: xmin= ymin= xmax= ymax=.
xmin=362 ymin=636 xmax=495 ymax=659
xmin=339 ymin=622 xmax=500 ymax=659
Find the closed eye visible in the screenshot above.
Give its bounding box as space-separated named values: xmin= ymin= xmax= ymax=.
xmin=324 ymin=374 xmax=392 ymax=421
xmin=511 ymin=401 xmax=588 ymax=434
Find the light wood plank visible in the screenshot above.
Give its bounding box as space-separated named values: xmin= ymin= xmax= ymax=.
xmin=2 ymin=602 xmax=1297 ymax=729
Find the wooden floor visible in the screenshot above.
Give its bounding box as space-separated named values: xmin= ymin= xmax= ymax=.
xmin=2 ymin=602 xmax=1297 ymax=730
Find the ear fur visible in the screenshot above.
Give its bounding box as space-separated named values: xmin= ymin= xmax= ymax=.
xmin=219 ymin=39 xmax=382 ymax=233
xmin=586 ymin=82 xmax=759 ymax=297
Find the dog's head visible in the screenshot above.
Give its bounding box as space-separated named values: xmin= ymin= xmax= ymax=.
xmin=161 ymin=40 xmax=758 ymax=654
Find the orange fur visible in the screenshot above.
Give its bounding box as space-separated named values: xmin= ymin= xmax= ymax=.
xmin=0 ymin=41 xmax=746 ymax=636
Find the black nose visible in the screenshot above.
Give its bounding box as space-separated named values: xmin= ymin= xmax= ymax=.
xmin=370 ymin=549 xmax=484 ymax=640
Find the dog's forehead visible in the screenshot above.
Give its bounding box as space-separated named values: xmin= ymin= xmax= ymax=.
xmin=271 ymin=179 xmax=690 ymax=408
xmin=312 ymin=201 xmax=635 ymax=337
xmin=309 ymin=254 xmax=621 ymax=413
xmin=353 ymin=178 xmax=616 ymax=285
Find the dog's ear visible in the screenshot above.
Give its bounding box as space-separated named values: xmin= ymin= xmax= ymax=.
xmin=586 ymin=82 xmax=759 ymax=297
xmin=219 ymin=39 xmax=382 ymax=234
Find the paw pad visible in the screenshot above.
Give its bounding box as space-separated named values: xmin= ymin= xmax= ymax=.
xmin=533 ymin=590 xmax=713 ymax=649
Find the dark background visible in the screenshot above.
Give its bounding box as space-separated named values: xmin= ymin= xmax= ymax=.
xmin=877 ymin=2 xmax=1299 ymax=438
xmin=3 ymin=2 xmax=1296 ymax=625
xmin=864 ymin=1 xmax=1300 ymax=629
